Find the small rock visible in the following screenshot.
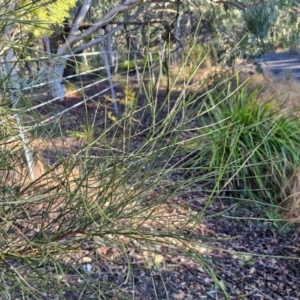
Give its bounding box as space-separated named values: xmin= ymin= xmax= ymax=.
xmin=80 ymin=256 xmax=92 ymax=263
xmin=82 ymin=263 xmax=92 ymax=273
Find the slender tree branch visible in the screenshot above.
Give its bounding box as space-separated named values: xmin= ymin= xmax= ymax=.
xmin=209 ymin=0 xmax=247 ymax=10
xmin=69 ymin=0 xmax=92 ymax=36
xmin=71 ymin=25 xmax=124 ymax=55
xmin=58 ymin=0 xmax=144 ymax=55
xmin=64 ymin=19 xmax=165 ymax=32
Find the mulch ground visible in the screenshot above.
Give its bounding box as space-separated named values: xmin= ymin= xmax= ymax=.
xmin=39 ymin=189 xmax=300 ymax=300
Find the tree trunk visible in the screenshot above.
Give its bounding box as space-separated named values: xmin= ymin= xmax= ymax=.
xmin=43 ymin=36 xmax=66 ymax=101
xmin=3 ymin=35 xmax=35 ymax=180
xmin=47 ymin=61 xmax=66 ymax=101
xmin=46 ymin=0 xmax=143 ymax=101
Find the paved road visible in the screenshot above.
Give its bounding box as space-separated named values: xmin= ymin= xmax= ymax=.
xmin=261 ymin=52 xmax=300 ymax=79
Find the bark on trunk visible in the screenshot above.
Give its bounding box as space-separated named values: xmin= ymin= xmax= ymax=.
xmin=4 ymin=47 xmax=35 ymax=180
xmin=46 ymin=0 xmax=143 ymax=101
xmin=47 ymin=60 xmax=66 ymax=101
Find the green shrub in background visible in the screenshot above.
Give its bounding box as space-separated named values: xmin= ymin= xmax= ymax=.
xmin=184 ymin=43 xmax=213 ymax=68
xmin=187 ymin=82 xmax=300 ymax=203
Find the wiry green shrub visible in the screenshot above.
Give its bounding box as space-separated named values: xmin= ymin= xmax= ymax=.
xmin=0 ymin=35 xmax=233 ymax=298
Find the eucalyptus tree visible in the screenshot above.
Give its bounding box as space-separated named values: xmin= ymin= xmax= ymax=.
xmin=184 ymin=0 xmax=300 ymax=65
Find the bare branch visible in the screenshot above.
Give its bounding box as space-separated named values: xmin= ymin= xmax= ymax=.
xmin=209 ymin=0 xmax=247 ymax=10
xmin=69 ymin=0 xmax=92 ymax=36
xmin=71 ymin=24 xmax=124 ymax=54
xmin=64 ymin=19 xmax=165 ymax=32
xmin=58 ymin=0 xmax=144 ymax=55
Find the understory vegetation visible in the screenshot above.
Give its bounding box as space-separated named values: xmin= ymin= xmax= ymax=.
xmin=1 ymin=0 xmax=300 ymax=299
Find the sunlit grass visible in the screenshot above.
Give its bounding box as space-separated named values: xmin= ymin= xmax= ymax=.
xmin=184 ymin=81 xmax=300 ymax=204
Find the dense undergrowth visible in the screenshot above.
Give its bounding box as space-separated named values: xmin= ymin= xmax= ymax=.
xmin=1 ymin=37 xmax=300 ymax=299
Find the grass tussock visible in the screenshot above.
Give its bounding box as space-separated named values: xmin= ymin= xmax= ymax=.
xmin=184 ymin=81 xmax=300 ymax=204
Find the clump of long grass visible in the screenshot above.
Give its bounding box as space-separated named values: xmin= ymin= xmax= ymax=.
xmin=185 ymin=80 xmax=300 ymax=203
